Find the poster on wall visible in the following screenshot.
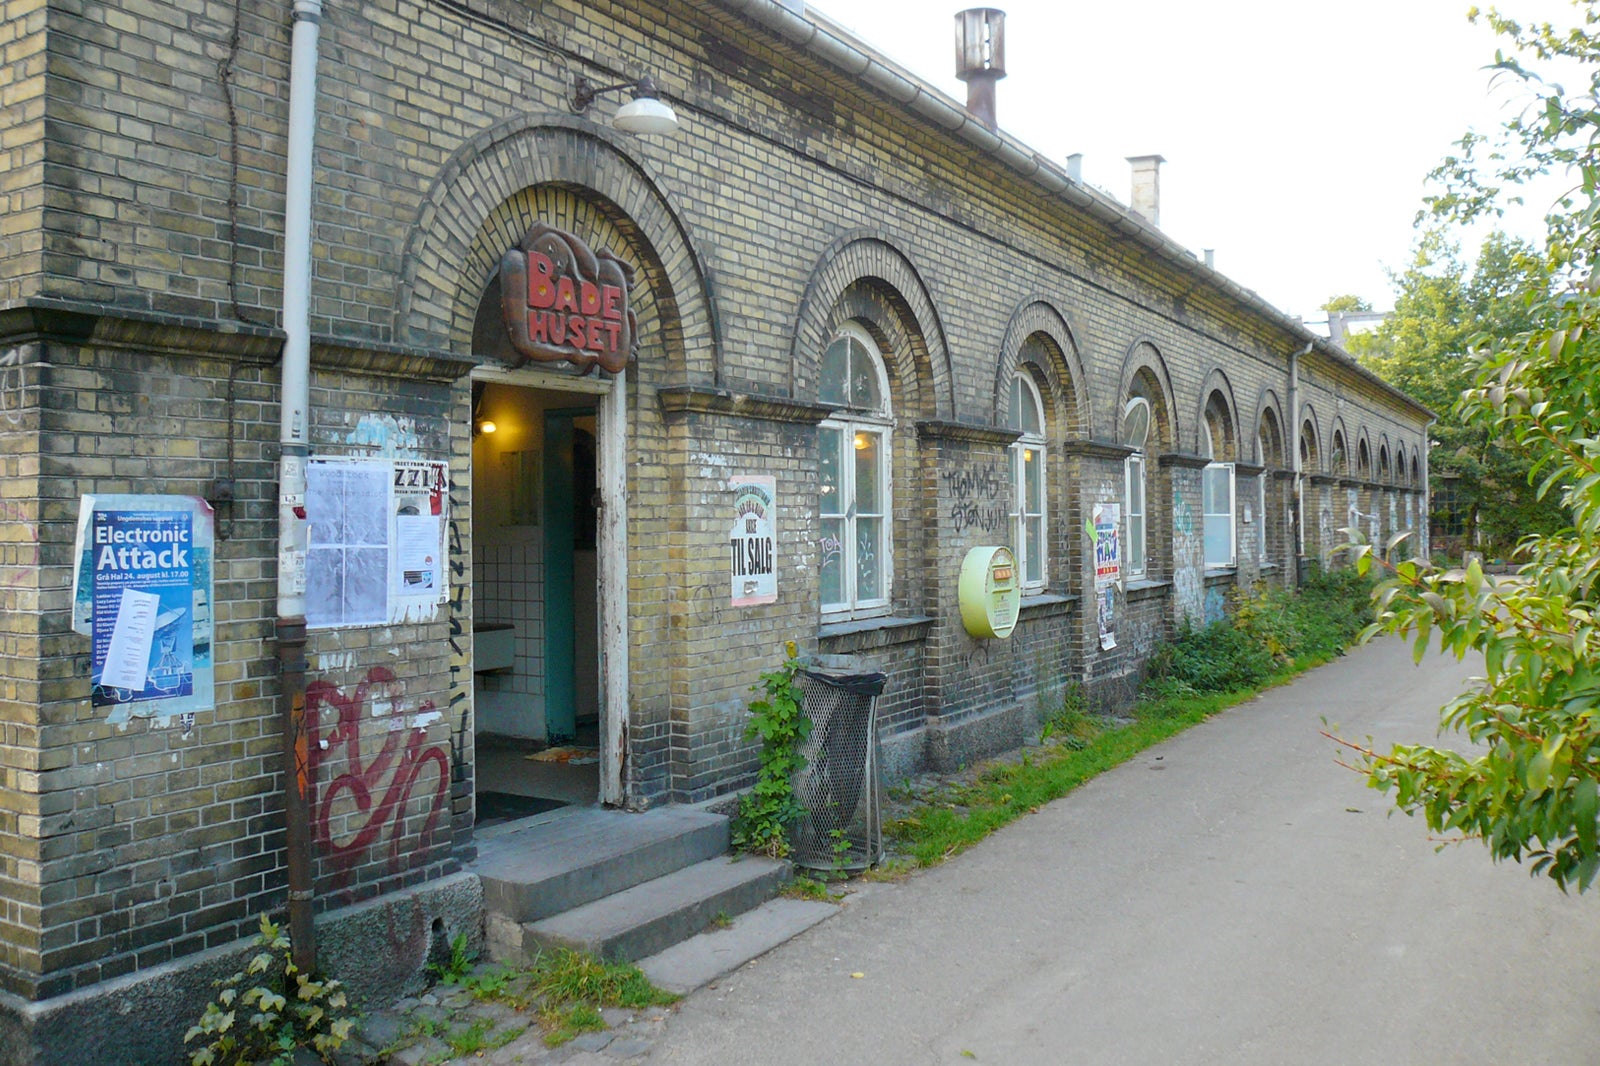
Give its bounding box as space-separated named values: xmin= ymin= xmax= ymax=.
xmin=1089 ymin=502 xmax=1121 ymax=651
xmin=306 ymin=458 xmax=449 ymax=628
xmin=72 ymin=495 xmax=215 ymax=723
xmin=728 ymin=475 xmax=777 ymax=607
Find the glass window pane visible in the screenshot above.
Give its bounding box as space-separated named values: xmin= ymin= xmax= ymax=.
xmin=820 ymin=517 xmax=845 ymax=607
xmin=1123 ymin=400 xmax=1149 ymax=448
xmin=1128 ymin=458 xmax=1144 ymax=514
xmin=1204 ymin=465 xmax=1228 ymax=515
xmin=1007 ymin=377 xmax=1023 ymax=432
xmin=1025 ymin=449 xmax=1044 ymax=512
xmin=1205 ymin=516 xmax=1234 ymax=568
xmin=855 ymin=517 xmax=883 ymax=600
xmin=1128 ymin=514 xmax=1145 ymax=573
xmin=1026 ymin=517 xmax=1043 ymax=583
xmin=819 ymin=426 xmax=842 ymax=515
xmin=1018 ymin=377 xmax=1042 ymax=435
xmin=854 ymin=430 xmax=881 ymax=514
xmin=820 ymin=338 xmax=849 ymax=406
xmin=849 ymin=340 xmax=882 ymax=411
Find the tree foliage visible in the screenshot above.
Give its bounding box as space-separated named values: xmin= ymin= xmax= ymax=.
xmin=1357 ymin=228 xmax=1563 ymax=552
xmin=1344 ymin=1 xmax=1600 ymax=891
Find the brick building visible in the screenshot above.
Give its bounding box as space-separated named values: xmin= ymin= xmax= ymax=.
xmin=0 ymin=0 xmax=1429 ymax=1060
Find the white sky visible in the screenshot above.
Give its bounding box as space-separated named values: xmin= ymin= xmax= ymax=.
xmin=806 ymin=0 xmax=1583 ymax=321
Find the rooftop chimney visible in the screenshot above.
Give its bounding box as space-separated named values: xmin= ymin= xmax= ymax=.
xmin=955 ymin=9 xmax=1006 ymax=132
xmin=1066 ymin=153 xmax=1083 ymax=183
xmin=1126 ymin=154 xmax=1165 ymax=227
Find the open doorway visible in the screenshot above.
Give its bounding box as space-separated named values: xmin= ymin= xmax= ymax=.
xmin=470 ymin=381 xmax=601 ymax=825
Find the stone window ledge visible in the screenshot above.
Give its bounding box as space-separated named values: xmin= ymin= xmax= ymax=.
xmin=1124 ymin=578 xmax=1171 ymax=603
xmin=1018 ymin=592 xmax=1077 ymax=619
xmin=818 ymin=614 xmax=935 ymax=651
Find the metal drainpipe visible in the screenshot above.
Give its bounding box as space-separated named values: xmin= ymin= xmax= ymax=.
xmin=1289 ymin=341 xmax=1311 ymax=584
xmin=278 ymin=0 xmax=322 ymax=973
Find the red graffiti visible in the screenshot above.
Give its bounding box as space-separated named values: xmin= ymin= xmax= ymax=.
xmin=307 ymin=667 xmax=450 ymax=887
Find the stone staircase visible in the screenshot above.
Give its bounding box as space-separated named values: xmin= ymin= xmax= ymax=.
xmin=472 ymin=805 xmax=836 ymax=992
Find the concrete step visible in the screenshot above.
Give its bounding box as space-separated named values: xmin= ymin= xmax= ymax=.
xmin=473 ymin=806 xmax=730 ymax=925
xmin=519 ymin=855 xmax=793 ymax=963
xmin=635 ymin=896 xmax=840 ymax=995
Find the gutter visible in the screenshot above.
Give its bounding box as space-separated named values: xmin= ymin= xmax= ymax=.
xmin=709 ymin=0 xmax=1432 ymax=421
xmin=277 ymin=0 xmax=322 ymax=973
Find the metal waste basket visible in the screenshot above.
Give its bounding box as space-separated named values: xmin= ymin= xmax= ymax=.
xmin=792 ymin=666 xmax=887 ymax=872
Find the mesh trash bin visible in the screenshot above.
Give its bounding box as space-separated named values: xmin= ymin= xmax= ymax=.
xmin=792 ymin=667 xmax=887 ymax=872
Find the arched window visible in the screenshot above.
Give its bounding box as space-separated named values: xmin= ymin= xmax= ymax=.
xmin=1201 ymin=393 xmax=1235 ymax=569
xmin=1257 ymin=409 xmax=1284 ymax=566
xmin=1006 ymin=372 xmax=1047 ymax=591
xmin=819 ymin=323 xmax=892 ymax=618
xmin=1331 ymin=429 xmax=1347 ymax=476
xmin=1123 ymin=396 xmax=1151 ymax=579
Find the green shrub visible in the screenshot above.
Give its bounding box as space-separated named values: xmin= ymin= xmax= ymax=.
xmin=1143 ymin=568 xmax=1374 ymax=701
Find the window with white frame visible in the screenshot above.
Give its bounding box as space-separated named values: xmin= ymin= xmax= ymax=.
xmin=1202 ymin=405 xmax=1236 ymax=569
xmin=1006 ymin=372 xmax=1047 ymax=591
xmin=1123 ymin=396 xmax=1150 ymax=578
xmin=818 ymin=323 xmax=892 ymax=618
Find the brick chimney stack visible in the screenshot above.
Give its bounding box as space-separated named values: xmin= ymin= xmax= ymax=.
xmin=1126 ymin=154 xmax=1165 ymax=227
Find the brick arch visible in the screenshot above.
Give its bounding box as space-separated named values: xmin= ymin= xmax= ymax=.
xmin=1328 ymin=415 xmax=1350 ymax=475
xmin=1195 ymin=367 xmax=1239 ymax=459
xmin=392 ymin=117 xmax=716 ymax=382
xmin=992 ymin=298 xmax=1092 ymax=439
xmin=791 ymin=233 xmax=954 ymax=422
xmin=1298 ymin=403 xmax=1322 ymax=471
xmin=1254 ymin=386 xmax=1287 ymax=467
xmin=1115 ymin=339 xmax=1178 ymax=450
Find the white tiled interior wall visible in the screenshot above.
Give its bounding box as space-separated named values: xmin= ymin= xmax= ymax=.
xmin=474 ymin=536 xmax=546 ymax=737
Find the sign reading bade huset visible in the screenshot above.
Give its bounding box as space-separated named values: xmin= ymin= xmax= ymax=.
xmin=500 ymin=222 xmax=637 ymax=375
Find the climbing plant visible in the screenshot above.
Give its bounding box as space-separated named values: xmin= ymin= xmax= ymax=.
xmin=732 ymin=643 xmax=811 ymax=858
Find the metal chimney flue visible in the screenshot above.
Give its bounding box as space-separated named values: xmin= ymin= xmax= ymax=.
xmin=1126 ymin=154 xmax=1165 ymax=227
xmin=1066 ymin=153 xmax=1083 ymax=183
xmin=955 ymin=8 xmax=1006 ymax=132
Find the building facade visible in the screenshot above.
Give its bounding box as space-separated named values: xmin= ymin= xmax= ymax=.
xmin=0 ymin=0 xmax=1429 ymax=1059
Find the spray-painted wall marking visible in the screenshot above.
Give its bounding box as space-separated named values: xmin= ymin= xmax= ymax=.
xmin=944 ymin=462 xmax=1007 ymax=535
xmin=308 ymin=667 xmax=449 ymax=887
xmin=1171 ymin=490 xmax=1194 ymax=536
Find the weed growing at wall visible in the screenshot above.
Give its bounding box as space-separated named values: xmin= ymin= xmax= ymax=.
xmin=731 ymin=643 xmax=810 ymax=858
xmin=1145 ymin=569 xmax=1374 ymax=700
xmin=183 ymin=916 xmax=355 ymax=1066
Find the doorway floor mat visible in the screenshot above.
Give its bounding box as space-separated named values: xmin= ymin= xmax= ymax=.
xmin=476 ymin=792 xmax=568 ymax=825
xmin=526 ymin=746 xmax=599 ymax=765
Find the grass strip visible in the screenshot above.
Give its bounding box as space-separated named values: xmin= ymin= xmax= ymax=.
xmin=887 ymin=657 xmax=1340 ymax=868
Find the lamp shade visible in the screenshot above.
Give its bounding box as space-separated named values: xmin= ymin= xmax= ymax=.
xmin=613 ymin=95 xmax=679 ymax=135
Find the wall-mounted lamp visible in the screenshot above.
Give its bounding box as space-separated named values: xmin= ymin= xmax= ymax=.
xmin=570 ymin=74 xmax=680 ymax=135
xmin=477 ymin=419 xmax=497 ymax=436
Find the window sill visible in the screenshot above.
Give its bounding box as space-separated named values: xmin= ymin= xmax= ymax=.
xmin=1204 ymin=567 xmax=1238 ymax=581
xmin=1124 ymin=578 xmax=1171 ymax=602
xmin=818 ymin=614 xmax=935 ymax=642
xmin=1018 ymin=592 xmax=1077 ymax=619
